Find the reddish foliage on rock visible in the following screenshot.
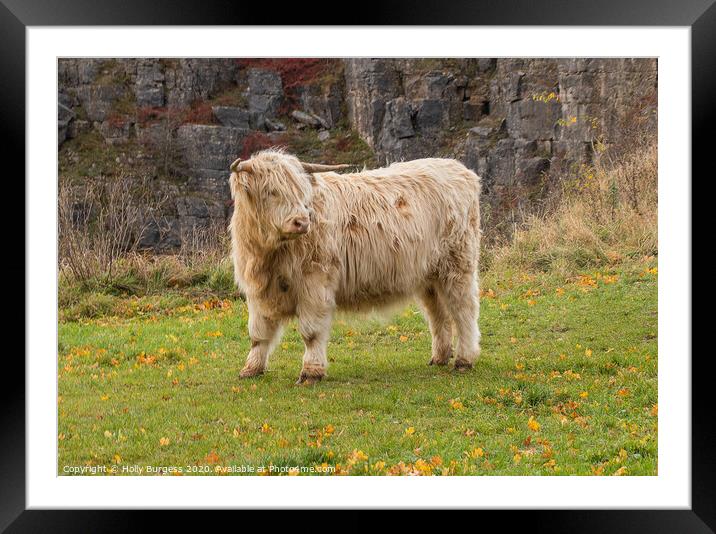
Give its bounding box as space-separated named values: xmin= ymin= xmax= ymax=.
xmin=105 ymin=112 xmax=127 ymax=128
xmin=182 ymin=101 xmax=215 ymax=125
xmin=236 ymin=58 xmax=334 ymax=88
xmin=240 ymin=131 xmax=284 ymax=159
xmin=136 ymin=101 xmax=216 ymax=127
xmin=236 ymin=58 xmax=339 ymax=112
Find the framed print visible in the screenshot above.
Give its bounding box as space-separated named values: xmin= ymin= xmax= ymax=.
xmin=7 ymin=0 xmax=709 ymax=530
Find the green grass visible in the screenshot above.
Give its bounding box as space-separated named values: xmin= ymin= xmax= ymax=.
xmin=58 ymin=259 xmax=657 ymax=476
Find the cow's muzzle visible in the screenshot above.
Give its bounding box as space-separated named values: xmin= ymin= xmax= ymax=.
xmin=282 ymin=216 xmax=310 ymax=236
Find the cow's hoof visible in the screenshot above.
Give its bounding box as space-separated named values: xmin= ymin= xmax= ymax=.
xmin=428 ymin=357 xmax=449 ymax=366
xmin=295 ymin=369 xmax=324 ymax=385
xmin=454 ymin=360 xmax=474 ymax=372
xmin=239 ymin=366 xmax=264 ymax=378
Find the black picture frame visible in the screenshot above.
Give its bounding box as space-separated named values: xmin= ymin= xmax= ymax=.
xmin=5 ymin=0 xmax=708 ymax=530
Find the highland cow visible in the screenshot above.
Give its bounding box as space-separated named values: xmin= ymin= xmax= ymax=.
xmin=229 ymin=149 xmax=481 ymax=384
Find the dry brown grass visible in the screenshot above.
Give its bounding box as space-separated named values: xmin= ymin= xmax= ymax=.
xmin=58 ymin=178 xmax=235 ymax=307
xmin=58 ymin=174 xmax=170 ymax=282
xmin=486 ymin=139 xmax=657 ymax=275
xmin=58 ymin=223 xmax=236 ymax=306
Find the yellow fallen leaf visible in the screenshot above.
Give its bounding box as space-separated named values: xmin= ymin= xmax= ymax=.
xmin=618 ymin=448 xmax=628 ymax=463
xmin=449 ymin=399 xmax=464 ymax=411
xmin=613 ymin=466 xmax=628 ymax=476
xmin=528 ymin=417 xmax=541 ymax=432
xmin=159 ymin=437 xmax=170 ymax=446
xmin=348 ymin=449 xmax=368 ymax=463
xmin=564 ymin=369 xmax=581 ymax=381
xmin=470 ymin=447 xmax=484 ymax=458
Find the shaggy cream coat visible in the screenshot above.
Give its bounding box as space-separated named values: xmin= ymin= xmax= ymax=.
xmin=229 ymin=150 xmax=481 ymax=383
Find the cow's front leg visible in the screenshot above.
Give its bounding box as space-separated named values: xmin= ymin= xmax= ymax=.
xmin=296 ymin=304 xmax=334 ymax=385
xmin=240 ymin=307 xmax=283 ymax=378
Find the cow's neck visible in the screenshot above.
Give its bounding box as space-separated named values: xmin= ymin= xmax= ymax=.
xmin=238 ymin=234 xmax=303 ymax=288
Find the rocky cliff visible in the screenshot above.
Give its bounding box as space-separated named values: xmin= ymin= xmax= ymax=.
xmin=58 ymin=58 xmax=656 ymax=249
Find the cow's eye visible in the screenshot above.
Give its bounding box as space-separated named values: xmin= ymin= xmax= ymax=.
xmin=266 ymin=189 xmax=278 ymax=198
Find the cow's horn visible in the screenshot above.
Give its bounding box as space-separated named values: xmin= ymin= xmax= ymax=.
xmin=230 ymin=158 xmax=253 ymax=173
xmin=301 ymin=162 xmax=352 ymax=173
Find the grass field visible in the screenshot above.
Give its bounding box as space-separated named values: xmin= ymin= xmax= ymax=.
xmin=57 ymin=257 xmax=658 ymax=476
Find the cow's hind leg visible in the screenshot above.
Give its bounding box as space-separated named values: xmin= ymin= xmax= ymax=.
xmin=240 ymin=306 xmax=283 ymax=378
xmin=440 ymin=272 xmax=480 ymax=371
xmin=418 ymin=285 xmax=453 ymax=366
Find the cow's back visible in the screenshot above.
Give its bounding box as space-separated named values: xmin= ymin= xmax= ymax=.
xmin=316 ymin=158 xmax=480 ymax=309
